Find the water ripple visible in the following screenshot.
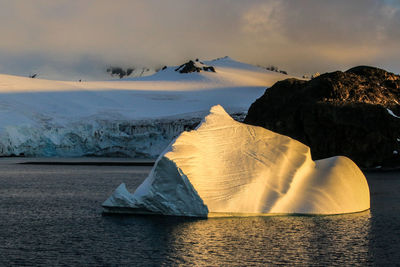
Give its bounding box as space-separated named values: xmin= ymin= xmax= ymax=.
xmin=0 ymin=160 xmax=399 ymax=266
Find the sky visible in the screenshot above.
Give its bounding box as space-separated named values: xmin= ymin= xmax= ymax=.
xmin=0 ymin=0 xmax=399 ymax=80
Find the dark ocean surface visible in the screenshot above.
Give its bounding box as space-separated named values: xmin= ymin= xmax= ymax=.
xmin=0 ymin=158 xmax=399 ymax=266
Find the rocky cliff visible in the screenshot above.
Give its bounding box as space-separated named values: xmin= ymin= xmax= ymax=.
xmin=245 ymin=66 xmax=400 ymax=169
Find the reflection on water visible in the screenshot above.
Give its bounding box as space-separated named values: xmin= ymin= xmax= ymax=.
xmin=157 ymin=212 xmax=372 ymax=266
xmin=0 ymin=159 xmax=398 ymax=266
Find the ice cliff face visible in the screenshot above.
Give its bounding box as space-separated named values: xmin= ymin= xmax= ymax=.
xmin=0 ymin=118 xmax=199 ymax=157
xmin=0 ymin=114 xmax=246 ymax=158
xmin=103 ymin=105 xmax=370 ymax=217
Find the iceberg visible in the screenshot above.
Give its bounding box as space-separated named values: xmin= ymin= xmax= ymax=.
xmin=103 ymin=105 xmax=370 ymax=217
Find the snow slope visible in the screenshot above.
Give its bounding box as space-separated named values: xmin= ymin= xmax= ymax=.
xmin=0 ymin=57 xmax=291 ymax=157
xmin=103 ymin=105 xmax=370 ymax=217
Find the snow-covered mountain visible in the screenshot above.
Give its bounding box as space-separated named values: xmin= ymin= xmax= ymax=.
xmin=0 ymin=57 xmax=292 ymax=157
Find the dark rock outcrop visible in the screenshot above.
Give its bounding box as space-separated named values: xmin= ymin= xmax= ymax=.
xmin=203 ymin=66 xmax=216 ymax=72
xmin=245 ymin=66 xmax=400 ymax=169
xmin=175 ymin=60 xmax=216 ymax=73
xmin=107 ymin=67 xmax=131 ymax=79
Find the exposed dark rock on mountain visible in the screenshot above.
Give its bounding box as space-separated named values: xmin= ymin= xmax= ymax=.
xmin=107 ymin=66 xmax=151 ymax=78
xmin=175 ymin=60 xmax=216 ymax=73
xmin=107 ymin=67 xmax=132 ymax=79
xmin=264 ymin=65 xmax=288 ymax=75
xmin=203 ymin=66 xmax=216 ymax=72
xmin=245 ymin=66 xmax=400 ymax=169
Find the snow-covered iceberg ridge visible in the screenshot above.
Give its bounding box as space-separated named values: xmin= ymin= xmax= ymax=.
xmin=103 ymin=105 xmax=370 ymax=217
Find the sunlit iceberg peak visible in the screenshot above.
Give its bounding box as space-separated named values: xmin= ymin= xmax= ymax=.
xmin=103 ymin=105 xmax=370 ymax=217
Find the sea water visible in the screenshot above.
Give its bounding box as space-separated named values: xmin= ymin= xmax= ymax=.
xmin=0 ymin=159 xmax=399 ymax=266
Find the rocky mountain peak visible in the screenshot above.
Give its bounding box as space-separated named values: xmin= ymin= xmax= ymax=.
xmin=175 ymin=60 xmax=216 ymax=74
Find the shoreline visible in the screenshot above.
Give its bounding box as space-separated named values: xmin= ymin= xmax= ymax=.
xmin=0 ymin=157 xmax=156 ymax=166
xmin=0 ymin=156 xmax=398 ymax=171
xmin=19 ymin=161 xmax=155 ymax=166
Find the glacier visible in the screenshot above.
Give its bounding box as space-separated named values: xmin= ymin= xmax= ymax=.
xmin=0 ymin=114 xmax=244 ymax=158
xmin=103 ymin=105 xmax=370 ymax=217
xmin=0 ymin=57 xmax=289 ymax=157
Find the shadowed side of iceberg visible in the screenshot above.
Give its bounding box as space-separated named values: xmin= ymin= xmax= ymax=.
xmin=103 ymin=105 xmax=370 ymax=217
xmin=103 ymin=156 xmax=209 ymax=217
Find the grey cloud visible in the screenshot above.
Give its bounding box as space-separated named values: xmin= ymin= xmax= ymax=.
xmin=0 ymin=0 xmax=399 ymax=79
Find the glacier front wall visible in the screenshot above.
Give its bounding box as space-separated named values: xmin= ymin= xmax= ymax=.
xmin=0 ymin=114 xmax=246 ymax=158
xmin=0 ymin=118 xmax=201 ymax=158
xmin=103 ymin=105 xmax=370 ymax=217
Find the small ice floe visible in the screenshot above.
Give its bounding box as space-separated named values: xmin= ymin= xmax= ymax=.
xmin=394 ymin=150 xmax=399 ymax=155
xmin=386 ymin=108 xmax=400 ymax=119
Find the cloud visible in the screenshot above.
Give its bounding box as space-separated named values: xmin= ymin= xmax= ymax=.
xmin=0 ymin=0 xmax=399 ymax=79
xmin=238 ymin=0 xmax=400 ymax=73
